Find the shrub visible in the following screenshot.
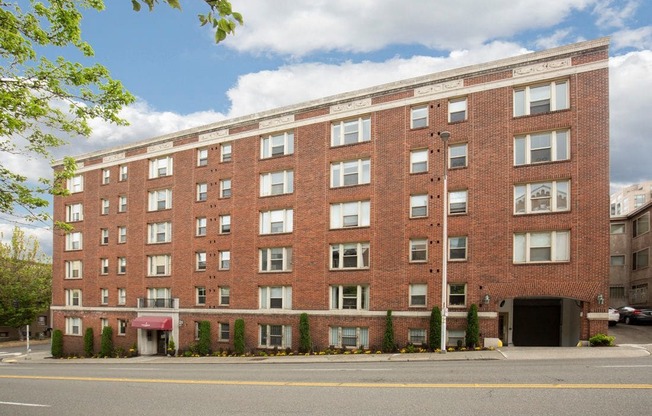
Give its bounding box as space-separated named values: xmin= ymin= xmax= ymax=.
xmin=466 ymin=304 xmax=480 ymax=348
xmin=167 ymin=337 xmax=176 ymax=355
xmin=100 ymin=326 xmax=113 ymax=358
xmin=429 ymin=306 xmax=442 ymax=351
xmin=234 ymin=319 xmax=245 ymax=354
xmin=51 ymin=329 xmax=64 ymax=358
xmin=197 ymin=321 xmax=212 ymax=355
xmin=83 ymin=327 xmax=94 ymax=357
xmin=589 ymin=333 xmax=615 ymax=347
xmin=382 ymin=310 xmax=396 ymax=353
xmin=299 ymin=313 xmax=312 ymax=353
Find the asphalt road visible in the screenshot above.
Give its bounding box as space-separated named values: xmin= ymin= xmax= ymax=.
xmin=609 ymin=321 xmax=652 ymax=344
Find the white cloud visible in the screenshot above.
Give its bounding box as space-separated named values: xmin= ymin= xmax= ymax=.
xmin=534 ymin=29 xmax=578 ymax=49
xmin=611 ymin=26 xmax=652 ymax=50
xmin=593 ymin=0 xmax=640 ymax=28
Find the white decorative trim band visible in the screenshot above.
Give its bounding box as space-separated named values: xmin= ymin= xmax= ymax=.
xmin=199 ymin=129 xmax=229 ymax=141
xmin=103 ymin=152 xmax=125 ymax=163
xmin=513 ymin=58 xmax=571 ymax=77
xmin=415 ymin=79 xmax=464 ymax=96
xmin=147 ymin=142 xmax=173 ymax=153
xmin=330 ymin=98 xmax=372 ymax=114
xmin=259 ymin=115 xmax=295 ymax=129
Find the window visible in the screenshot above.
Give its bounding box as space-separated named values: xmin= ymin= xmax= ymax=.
xmin=66 ymin=203 xmax=83 ymax=222
xmin=102 ymin=169 xmax=110 ymax=184
xmin=118 ymin=195 xmax=127 ymax=212
xmin=260 ymin=209 xmax=293 ymax=234
xmin=260 ymin=247 xmax=293 ymax=272
xmin=219 ymin=214 xmax=231 ymax=234
xmin=117 ymin=226 xmax=127 ymax=244
xmin=330 ymin=285 xmax=369 ymax=310
xmin=610 ymin=255 xmax=625 ymax=266
xmin=100 ymin=318 xmax=109 ymax=329
xmin=118 ymin=288 xmax=126 ymax=305
xmin=147 ymin=255 xmax=171 ymax=276
xmin=65 ymin=232 xmax=82 ymax=251
xmin=449 ymin=284 xmax=467 ymax=307
xmin=410 ymin=194 xmax=428 ymax=218
xmin=634 ymin=213 xmax=650 ymax=238
xmin=67 ymin=175 xmax=83 ymax=193
xmin=65 ymin=289 xmax=82 ymax=307
xmin=117 ymin=257 xmax=127 ymax=274
xmin=329 ymin=327 xmax=369 ymax=349
xmin=411 ymin=106 xmax=428 ymax=129
xmin=331 ymin=117 xmax=371 ymax=146
xmin=197 ymin=148 xmax=208 ymax=166
xmin=100 ymin=229 xmax=109 ymax=245
xmin=119 ymin=165 xmax=128 ymax=181
xmin=149 ymin=156 xmax=173 ymax=178
xmin=331 ymin=158 xmax=371 ymax=188
xmin=219 ymin=323 xmax=230 ymax=341
xmin=196 ymin=287 xmax=206 ymax=305
xmin=448 ymin=97 xmax=467 ymax=122
xmin=448 ymin=236 xmax=467 ymax=261
xmin=410 ymin=239 xmax=427 ymax=262
xmin=409 ymin=328 xmax=427 ymax=345
xmin=514 ymin=130 xmax=569 ymax=166
xmin=514 ymin=80 xmax=568 ymax=116
xmin=259 ymin=324 xmax=292 ymax=348
xmin=220 ymin=179 xmax=231 ymax=198
xmin=610 ymin=223 xmax=625 ymax=234
xmin=65 ymin=317 xmax=82 ymax=335
xmin=148 ymin=222 xmax=172 ymax=244
xmin=197 ymin=183 xmax=207 ymax=201
xmin=221 ymin=142 xmax=232 ymax=162
xmin=148 ymin=189 xmax=172 ymax=211
xmin=196 ymin=217 xmax=207 ymax=236
xmin=513 ymin=231 xmax=570 ymax=263
xmin=100 ymin=258 xmax=109 ymax=275
xmin=610 ymin=286 xmax=625 ymax=299
xmin=219 ymin=287 xmax=230 ymax=306
xmin=449 ymin=190 xmax=468 ymax=214
xmin=146 ymin=288 xmax=171 ymax=307
xmin=633 ymin=248 xmax=649 ymax=270
xmin=100 ymin=288 xmax=109 ymax=305
xmin=196 ymin=252 xmax=207 ymax=271
xmin=65 ymin=260 xmax=82 ymax=279
xmin=449 ymin=143 xmax=467 ymax=168
xmin=631 ymin=283 xmax=648 ymax=304
xmin=330 ymin=201 xmax=370 ymax=229
xmin=117 ymin=319 xmax=127 ymax=335
xmin=410 ymin=149 xmax=428 ymax=173
xmin=514 ymin=180 xmax=569 ymax=214
xmin=634 ymin=194 xmax=646 ymax=208
xmin=259 ymin=286 xmax=292 ymax=309
xmin=330 ymin=243 xmax=370 ymax=269
xmin=410 ymin=284 xmax=427 ymax=307
xmin=260 ymin=170 xmax=294 ymax=196
xmin=101 ymin=199 xmax=110 ymax=215
xmin=219 ymin=251 xmax=230 ymax=270
xmin=261 ymin=131 xmax=294 ymax=158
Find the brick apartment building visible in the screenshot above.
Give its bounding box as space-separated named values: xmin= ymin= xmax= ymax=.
xmin=51 ymin=38 xmax=610 ymax=355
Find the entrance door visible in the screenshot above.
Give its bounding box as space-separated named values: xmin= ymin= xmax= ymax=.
xmin=498 ymin=313 xmax=509 ymax=346
xmin=157 ymin=331 xmax=168 ymax=355
xmin=513 ymin=299 xmax=561 ymax=346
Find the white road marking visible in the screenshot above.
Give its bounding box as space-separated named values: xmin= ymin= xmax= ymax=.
xmin=0 ymin=401 xmax=50 ymax=407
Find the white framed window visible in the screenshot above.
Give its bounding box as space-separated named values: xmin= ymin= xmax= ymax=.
xmin=100 ymin=318 xmax=109 ymax=329
xmin=448 ymin=283 xmax=467 ymax=307
xmin=65 ymin=260 xmax=82 ymax=279
xmin=514 ymin=79 xmax=569 ymax=116
xmin=410 ymin=149 xmax=428 ymax=173
xmin=147 ymin=254 xmax=171 ymax=276
xmin=259 ymin=324 xmax=292 ymax=348
xmin=65 ymin=232 xmax=82 ymax=251
xmin=219 ymin=250 xmax=230 ymax=270
xmin=448 ymin=330 xmax=466 ymax=347
xmin=196 ymin=217 xmax=207 ymax=236
xmin=329 ymin=326 xmax=369 ymax=349
xmin=449 ymin=97 xmax=467 ymax=122
xmin=220 ymin=179 xmax=231 ymax=198
xmin=66 ymin=203 xmax=83 ymax=222
xmin=197 ymin=148 xmax=208 ymax=166
xmin=100 ymin=258 xmax=109 ymax=275
xmin=449 ymin=143 xmax=467 ymax=168
xmin=331 ymin=158 xmax=371 ymax=188
xmin=100 ymin=228 xmax=109 ymax=245
xmin=117 ymin=257 xmax=127 ymax=274
xmin=117 ymin=226 xmax=127 ymax=244
xmin=196 ymin=287 xmax=206 ymax=305
xmin=259 ymin=247 xmax=293 ymax=272
xmin=102 ymin=168 xmax=110 ymax=184
xmin=259 ymin=286 xmax=292 ymax=309
xmin=196 ymin=252 xmax=207 ymax=271
xmin=146 ymin=287 xmax=171 ymax=307
xmin=219 ymin=287 xmax=230 ymax=305
xmin=448 ymin=236 xmax=467 ymax=261
xmin=101 ymin=198 xmax=110 ymax=215
xmin=634 ymin=213 xmax=650 ymax=238
xmin=148 ymin=189 xmax=172 ymax=211
xmin=118 ymin=288 xmax=126 ymax=305
xmin=410 ymin=284 xmax=427 ymax=307
xmin=65 ymin=317 xmax=82 ymax=335
xmin=260 ymin=209 xmax=293 ymax=234
xmin=330 ymin=243 xmax=370 ymax=269
xmin=65 ymin=289 xmax=82 ymax=307
xmin=449 ymin=190 xmax=468 ymax=215
xmin=331 ymin=117 xmax=371 ymax=147
xmin=67 ymin=175 xmax=83 ymax=193
xmin=633 ymin=248 xmax=649 ymax=271
xmin=119 ymin=165 xmax=128 ymax=181
xmin=196 ymin=183 xmax=208 ymax=201
xmin=260 ymin=170 xmax=294 ymax=196
xmin=149 ymin=156 xmax=173 ymax=178
xmin=409 ymin=328 xmax=427 ymax=345
xmin=411 ymin=106 xmax=428 ymax=129
xmin=220 ymin=214 xmax=231 ymax=234
xmin=513 ymin=231 xmax=570 ymax=263
xmin=118 ymin=195 xmax=127 ymax=213
xmin=100 ymin=289 xmax=109 ymax=305
xmin=330 ymin=201 xmax=370 ymax=229
xmin=514 ymin=180 xmax=570 ymax=214
xmin=514 ymin=129 xmax=569 ymax=166
xmin=261 ymin=131 xmax=294 ymax=159
xmin=410 ymin=194 xmax=428 ymax=218
xmin=610 ymin=255 xmax=625 ymax=266
xmin=221 ymin=142 xmax=232 ymax=162
xmin=330 ymin=285 xmax=369 ymax=310
xmin=410 ymin=239 xmax=428 ymax=262
xmin=219 ymin=322 xmax=230 ymax=341
xmin=117 ymin=319 xmax=127 ymax=335
xmin=148 ymin=222 xmax=172 ymax=244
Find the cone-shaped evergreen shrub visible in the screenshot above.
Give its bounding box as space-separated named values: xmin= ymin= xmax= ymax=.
xmin=51 ymin=329 xmax=63 ymax=358
xmin=429 ymin=306 xmax=442 ymax=351
xmin=83 ymin=327 xmax=94 ymax=357
xmin=234 ymin=319 xmax=245 ymax=354
xmin=466 ymin=304 xmax=480 ymax=348
xmin=197 ymin=321 xmax=212 ymax=355
xmin=382 ymin=310 xmax=395 ymax=353
xmin=299 ymin=313 xmax=312 ymax=353
xmin=100 ymin=326 xmax=113 ymax=358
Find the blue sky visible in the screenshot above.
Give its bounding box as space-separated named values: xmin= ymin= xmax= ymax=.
xmin=1 ymin=0 xmax=652 ymax=254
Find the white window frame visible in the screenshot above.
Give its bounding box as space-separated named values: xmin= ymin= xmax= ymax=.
xmin=66 ymin=203 xmax=83 ymax=222
xmin=101 ymin=198 xmax=110 ymax=215
xmin=261 ymin=131 xmax=294 ymax=159
xmin=448 ymin=97 xmax=467 ymax=122
xmin=100 ymin=288 xmax=109 ymax=305
xmin=409 ymin=328 xmax=427 ymax=345
xmin=259 ymin=247 xmax=293 ymax=272
xmin=118 ymin=195 xmax=127 ymax=212
xmin=65 ymin=289 xmax=82 ymax=307
xmin=65 ymin=317 xmax=82 ymax=336
xmin=260 ymin=209 xmax=293 ymax=234
xmin=260 ymin=170 xmax=294 ymax=196
xmin=259 ymin=286 xmax=292 ymax=310
xmin=196 ymin=217 xmax=207 ymax=236
xmin=117 ymin=257 xmax=127 ymax=274
xmin=410 ymin=239 xmax=428 ymax=263
xmin=411 ymin=105 xmax=428 ymax=129
xmin=197 ymin=148 xmax=208 ymax=166
xmin=449 ymin=143 xmax=468 ymax=168
xmin=102 ymin=169 xmax=110 ymax=185
xmin=330 ymin=285 xmax=369 ymax=310
xmin=513 ymin=231 xmax=570 ymax=263
xmin=409 ymin=284 xmax=427 ymax=307
xmin=119 ymin=165 xmax=128 ymax=181
xmin=117 ymin=319 xmax=127 ymax=336
xmin=448 ymin=283 xmax=467 ymax=308
xmin=65 ymin=232 xmax=83 ymax=251
xmin=219 ymin=214 xmax=231 ymax=234
xmin=448 ymin=236 xmax=467 ymax=261
xmin=65 ymin=260 xmax=83 ymax=279
xmin=219 ymin=322 xmax=230 ymax=341
xmin=329 ymin=326 xmax=369 ymax=349
xmin=196 ymin=183 xmax=208 ymax=202
xmin=100 ymin=228 xmax=109 ymax=245
xmin=147 ymin=288 xmax=171 ymax=307
xmin=67 ymin=175 xmax=83 ymax=193
xmin=149 ymin=156 xmax=173 ymax=178
xmin=330 ymin=242 xmax=370 ymax=269
xmin=117 ymin=226 xmax=127 ymax=244
xmin=220 ymin=179 xmax=231 ymax=198
xmin=100 ymin=318 xmax=109 ymax=329
xmin=148 ymin=222 xmax=172 ymax=244
xmin=410 ymin=194 xmax=428 ymax=218
xmin=330 ymin=158 xmax=371 ymax=188
xmin=147 ymin=254 xmax=172 ymax=276
xmin=514 ymin=79 xmax=569 ymax=116
xmin=449 ymin=190 xmax=468 ymax=215
xmin=118 ymin=288 xmax=126 ymax=305
xmin=331 ymin=117 xmax=371 ymax=147
xmin=196 ymin=251 xmax=207 ymax=271
xmin=219 ymin=287 xmax=230 ymax=305
xmin=100 ymin=258 xmax=109 ymax=275
xmin=410 ymin=149 xmax=428 ymax=173
xmin=330 ymin=201 xmax=370 ymax=229
xmin=148 ymin=189 xmax=172 ymax=211
xmin=221 ymin=142 xmax=232 ymax=162
xmin=514 ymin=129 xmax=569 ymax=166
xmin=219 ymin=250 xmax=230 ymax=270
xmin=514 ymin=180 xmax=570 ymax=214
xmin=196 ymin=287 xmax=206 ymax=305
xmin=259 ymin=324 xmax=292 ymax=349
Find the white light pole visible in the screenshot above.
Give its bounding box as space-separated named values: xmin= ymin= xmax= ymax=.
xmin=439 ymin=131 xmax=451 ymax=353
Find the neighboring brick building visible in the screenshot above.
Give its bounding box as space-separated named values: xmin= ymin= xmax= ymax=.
xmin=51 ymin=38 xmax=610 ymax=355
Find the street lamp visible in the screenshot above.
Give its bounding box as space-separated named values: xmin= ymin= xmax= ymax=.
xmin=439 ymin=130 xmax=451 ymax=353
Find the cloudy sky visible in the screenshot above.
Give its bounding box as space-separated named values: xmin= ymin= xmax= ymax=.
xmin=1 ymin=0 xmax=651 ymax=255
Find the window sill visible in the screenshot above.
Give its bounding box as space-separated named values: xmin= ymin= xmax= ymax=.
xmin=329 ymin=268 xmax=370 ymax=272
xmin=513 ymin=261 xmax=571 ymax=265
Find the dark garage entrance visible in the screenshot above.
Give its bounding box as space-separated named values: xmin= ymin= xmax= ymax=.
xmin=513 ymin=298 xmax=561 ymax=346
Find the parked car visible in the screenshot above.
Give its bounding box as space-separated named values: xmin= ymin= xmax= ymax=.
xmin=618 ymin=306 xmax=652 ymax=325
xmin=608 ymin=308 xmax=619 ymax=326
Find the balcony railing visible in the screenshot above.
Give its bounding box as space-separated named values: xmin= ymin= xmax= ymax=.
xmin=137 ymin=298 xmax=176 ymax=308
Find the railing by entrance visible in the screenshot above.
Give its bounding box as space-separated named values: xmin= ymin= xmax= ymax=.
xmin=137 ymin=298 xmax=176 ymax=308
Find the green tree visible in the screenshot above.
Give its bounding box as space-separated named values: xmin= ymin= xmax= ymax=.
xmin=466 ymin=304 xmax=480 ymax=348
xmin=0 ymin=227 xmax=51 ymax=338
xmin=100 ymin=325 xmax=113 ymax=358
xmin=233 ymin=318 xmax=245 ymax=355
xmin=429 ymin=306 xmax=441 ymax=351
xmin=83 ymin=327 xmax=94 ymax=357
xmin=298 ymin=313 xmax=312 ymax=353
xmin=382 ymin=310 xmax=395 ymax=353
xmin=197 ymin=320 xmax=211 ymax=355
xmin=51 ymin=329 xmax=63 ymax=358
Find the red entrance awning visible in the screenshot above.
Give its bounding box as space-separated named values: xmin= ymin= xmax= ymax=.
xmin=131 ymin=316 xmax=172 ymax=330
